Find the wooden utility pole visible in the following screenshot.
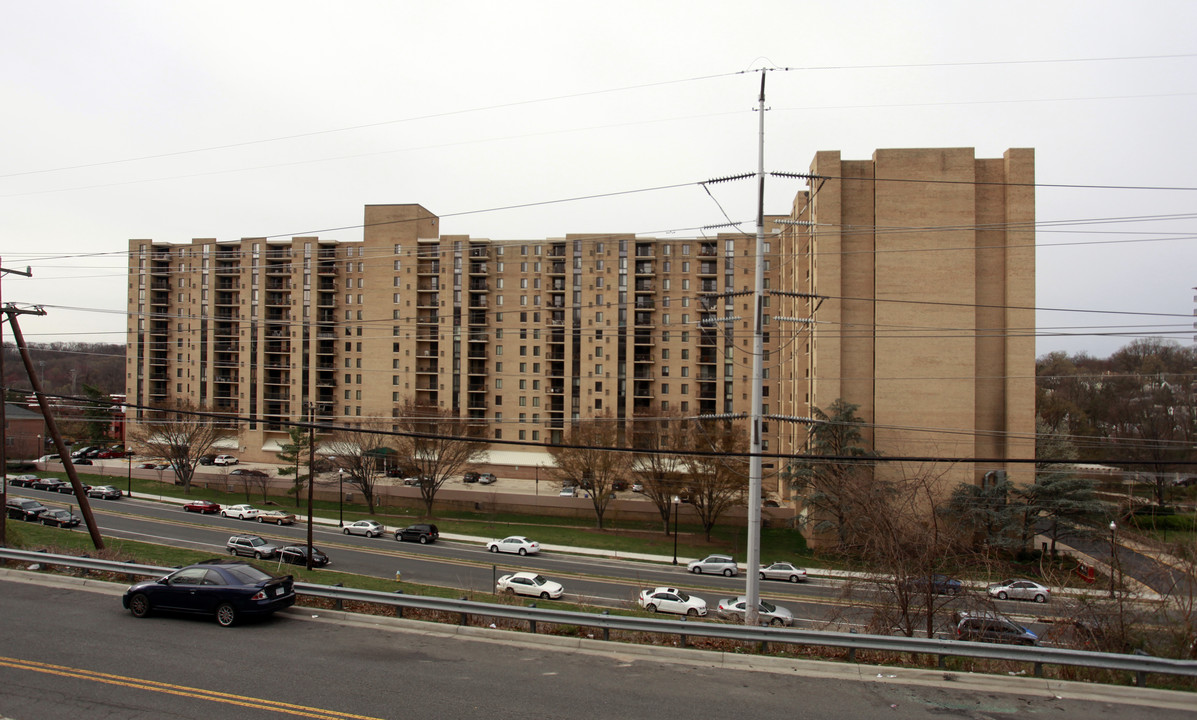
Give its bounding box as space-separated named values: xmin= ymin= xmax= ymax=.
xmin=4 ymin=305 xmax=105 ymax=549
xmin=0 ymin=261 xmax=33 ymax=546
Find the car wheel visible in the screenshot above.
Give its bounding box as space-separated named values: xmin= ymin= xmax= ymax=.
xmin=723 ymin=569 xmax=734 ymax=577
xmin=343 ymin=528 xmax=350 ymax=535
xmin=1034 ymin=594 xmax=1047 ymax=603
xmin=998 ymin=591 xmax=1008 ymax=600
xmin=418 ymin=536 xmax=428 ymax=544
xmin=518 ymin=548 xmax=527 ymax=556
xmin=505 ymin=588 xmax=516 ymax=596
xmin=253 ymin=551 xmax=262 ymax=560
xmin=692 ymin=567 xmax=702 ymax=574
xmin=128 ymin=593 xmax=151 ymax=618
xmin=227 ymin=548 xmax=236 ymax=555
xmin=489 ymin=545 xmax=498 ymax=553
xmin=220 ymin=512 xmax=228 ymax=517
xmin=759 ymin=572 xmax=766 ymax=580
xmin=771 ymin=618 xmax=784 ymax=627
xmin=687 ymin=608 xmax=698 ymax=617
xmin=645 ymin=603 xmax=657 ymax=613
xmin=540 ymin=591 xmax=551 ymax=599
xmin=789 ymin=575 xmax=800 ymax=583
xmin=215 ymin=603 xmax=237 ymax=627
xmin=257 ymin=517 xmax=264 ymax=523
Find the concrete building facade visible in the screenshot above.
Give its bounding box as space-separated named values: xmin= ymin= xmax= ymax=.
xmin=125 ymin=147 xmax=1036 ymax=508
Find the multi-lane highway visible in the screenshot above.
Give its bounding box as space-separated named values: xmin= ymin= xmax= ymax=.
xmin=11 ymin=484 xmax=1066 ymax=637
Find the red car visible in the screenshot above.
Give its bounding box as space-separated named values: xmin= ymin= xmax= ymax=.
xmin=183 ymin=500 xmax=221 ymax=514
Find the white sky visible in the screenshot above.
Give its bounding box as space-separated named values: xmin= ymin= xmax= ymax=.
xmin=2 ymin=1 xmax=1195 ymax=359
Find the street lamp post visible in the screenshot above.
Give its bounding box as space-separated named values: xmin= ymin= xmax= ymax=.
xmin=1108 ymin=521 xmax=1117 ymax=599
xmin=338 ymin=467 xmax=344 ymax=527
xmin=672 ymin=495 xmax=680 ymax=566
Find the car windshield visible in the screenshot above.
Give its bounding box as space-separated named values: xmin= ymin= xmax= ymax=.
xmin=760 ymin=600 xmax=776 ymax=613
xmin=224 ymin=565 xmax=274 ymax=584
xmin=675 ymin=590 xmax=691 ymax=601
xmin=530 ymin=575 xmax=547 ymax=586
xmin=249 ymin=537 xmax=266 ymax=546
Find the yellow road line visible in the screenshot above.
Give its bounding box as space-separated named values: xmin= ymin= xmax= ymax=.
xmin=0 ymin=656 xmax=383 ymax=720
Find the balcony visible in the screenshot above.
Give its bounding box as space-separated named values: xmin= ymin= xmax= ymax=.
xmin=549 ymin=262 xmax=565 ymax=275
xmin=699 ymin=280 xmax=718 ymax=293
xmin=635 ymin=262 xmax=653 ymax=275
xmin=634 ymin=281 xmax=655 ymax=293
xmin=468 ymin=263 xmax=488 ymax=276
xmin=316 ymin=342 xmax=336 ymax=355
xmin=634 ymin=245 xmax=655 ymax=258
xmin=417 ymin=261 xmax=441 ymax=275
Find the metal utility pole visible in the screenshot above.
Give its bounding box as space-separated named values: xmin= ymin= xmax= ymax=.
xmin=0 ymin=260 xmax=33 ymax=546
xmin=744 ymin=71 xmax=767 ymax=626
xmin=4 ymin=305 xmax=105 ymax=549
xmin=305 ymin=401 xmax=315 ymax=570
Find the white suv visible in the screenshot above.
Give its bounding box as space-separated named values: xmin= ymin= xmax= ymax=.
xmin=213 ymin=455 xmax=238 ymax=465
xmin=687 ymin=554 xmax=739 ymax=577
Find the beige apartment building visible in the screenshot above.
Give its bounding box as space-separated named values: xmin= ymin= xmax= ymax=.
xmin=125 ymin=147 xmax=1035 ymax=506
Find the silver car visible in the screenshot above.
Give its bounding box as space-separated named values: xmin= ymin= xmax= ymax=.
xmin=759 ymin=562 xmax=807 ymax=583
xmin=342 ymin=520 xmax=385 ymax=538
xmin=716 ymin=596 xmax=794 ymax=626
xmin=687 ymin=554 xmax=739 ymax=577
xmin=987 ymin=579 xmax=1050 ymax=603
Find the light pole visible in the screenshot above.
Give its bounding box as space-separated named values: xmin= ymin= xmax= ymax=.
xmin=1108 ymin=521 xmax=1117 ymax=599
xmin=338 ymin=467 xmax=344 ymax=527
xmin=672 ymin=495 xmax=680 ymax=565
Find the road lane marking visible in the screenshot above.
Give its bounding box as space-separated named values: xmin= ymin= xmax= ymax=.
xmin=0 ymin=656 xmax=382 ymax=720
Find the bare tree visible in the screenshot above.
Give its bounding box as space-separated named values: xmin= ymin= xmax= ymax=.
xmin=546 ymin=414 xmax=628 ymax=529
xmin=128 ymin=401 xmax=229 ymax=494
xmin=682 ymin=419 xmax=750 ymax=540
xmin=628 ymin=408 xmax=689 ymax=533
xmin=275 ymin=426 xmax=315 ymax=507
xmin=393 ymin=400 xmax=488 ymax=515
xmin=323 ymin=420 xmax=391 ymax=513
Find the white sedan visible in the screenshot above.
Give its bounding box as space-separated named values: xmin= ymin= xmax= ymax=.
xmin=496 ymin=572 xmax=563 ymax=599
xmin=759 ymin=562 xmax=807 ymax=583
xmin=487 ymin=536 xmax=540 ymax=556
xmin=221 ymin=504 xmax=260 ymax=520
xmin=987 ymin=579 xmax=1051 ymax=603
xmin=638 ymin=587 xmax=707 ymax=617
xmin=342 ymin=520 xmax=385 ymax=538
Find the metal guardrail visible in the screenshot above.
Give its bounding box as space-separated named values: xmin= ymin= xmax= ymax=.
xmin=3 ymin=548 xmax=1195 ymax=686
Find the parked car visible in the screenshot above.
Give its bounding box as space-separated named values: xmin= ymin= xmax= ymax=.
xmin=122 ymin=559 xmax=295 ymax=627
xmin=462 ymin=472 xmax=480 ymax=483
xmin=39 ymin=508 xmax=81 ymax=528
xmin=342 ymin=520 xmax=384 ymax=538
xmin=221 ymin=504 xmax=261 ymax=520
xmin=229 ymin=468 xmax=269 ymax=478
xmin=71 ymin=458 xmax=92 ymax=465
xmin=904 ymin=574 xmax=963 ymax=596
xmin=478 ymin=473 xmax=497 ymax=485
xmin=558 ymin=486 xmax=577 ymax=498
xmin=759 ymin=562 xmax=807 ymax=583
xmin=279 ymin=545 xmax=331 ymax=568
xmin=496 ymin=572 xmax=563 ymax=599
xmin=86 ymin=485 xmax=123 ymax=500
xmin=987 ymin=579 xmax=1050 ymax=603
xmin=403 ymin=475 xmax=434 ymax=487
xmin=183 ymin=500 xmax=222 ymax=514
xmin=71 ymin=446 xmax=96 ymax=458
xmin=716 ymin=596 xmax=794 ymax=626
xmin=198 ymin=455 xmax=217 ymax=466
xmin=54 ymin=481 xmax=90 ymax=494
xmin=687 ymin=554 xmax=739 ymax=577
xmin=954 ymin=612 xmax=1038 ymax=645
xmin=137 ymin=462 xmax=159 ymax=470
xmin=8 ymin=474 xmax=40 ymax=488
xmin=257 ymin=509 xmax=296 ymax=525
xmin=213 ymin=455 xmax=238 ymax=466
xmin=486 ymin=536 xmax=539 ymax=555
xmin=226 ymin=534 xmax=280 ymax=559
xmin=395 ymin=523 xmax=439 ymax=544
xmin=36 ymin=454 xmax=60 ymax=463
xmin=6 ymin=498 xmax=49 ymax=521
xmin=612 ymin=479 xmax=629 ymax=491
xmin=638 ymin=587 xmax=707 ymax=616
xmin=631 ymin=483 xmax=644 ymax=493
xmin=31 ymin=478 xmax=69 ymax=492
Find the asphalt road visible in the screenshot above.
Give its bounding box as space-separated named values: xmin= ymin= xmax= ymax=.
xmin=1 ymin=579 xmax=1191 ymax=720
xmin=14 ymin=485 xmax=1070 ymax=638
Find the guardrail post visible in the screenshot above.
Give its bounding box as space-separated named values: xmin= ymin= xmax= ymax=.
xmin=679 ymin=616 xmax=687 ymax=648
xmin=333 ymin=582 xmax=344 ymax=611
xmin=847 ymin=648 xmax=856 ymax=663
xmin=1034 ymin=661 xmax=1043 ymax=678
xmin=937 ymin=654 xmax=946 ymax=669
xmin=459 ymin=596 xmax=469 ymax=626
xmin=393 ymin=590 xmax=404 ymax=618
xmin=528 ymin=602 xmax=537 ymax=633
xmin=601 ymin=610 xmax=610 ymax=641
xmin=1137 ymin=671 xmax=1146 ymax=688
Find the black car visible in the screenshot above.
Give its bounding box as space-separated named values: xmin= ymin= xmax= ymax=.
xmin=902 ymin=574 xmax=963 ymax=596
xmin=462 ymin=472 xmax=480 ymax=483
xmin=198 ymin=454 xmax=217 ymax=466
xmin=955 ymin=613 xmax=1038 ymax=645
xmin=31 ymin=478 xmax=69 ymax=492
xmin=395 ymin=523 xmax=439 ymax=544
xmin=8 ymin=475 xmax=39 ymax=488
xmin=278 ymin=545 xmax=331 ymax=568
xmin=39 ymin=508 xmax=81 ymax=528
xmin=6 ymin=498 xmax=49 ymax=521
xmin=55 ymin=481 xmax=91 ymax=494
xmin=122 ymin=559 xmax=295 ymax=627
xmin=72 ymin=458 xmax=93 ymax=466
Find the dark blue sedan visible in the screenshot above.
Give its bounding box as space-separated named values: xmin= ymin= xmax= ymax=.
xmin=122 ymin=560 xmax=295 ymax=627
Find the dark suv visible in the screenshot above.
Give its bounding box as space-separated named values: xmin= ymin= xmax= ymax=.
xmin=6 ymin=497 xmax=48 ymax=521
xmin=955 ymin=613 xmax=1038 ymax=645
xmin=395 ymin=523 xmax=439 ymax=544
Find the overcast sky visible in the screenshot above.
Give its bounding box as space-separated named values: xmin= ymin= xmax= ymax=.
xmin=2 ymin=1 xmax=1195 ymax=360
